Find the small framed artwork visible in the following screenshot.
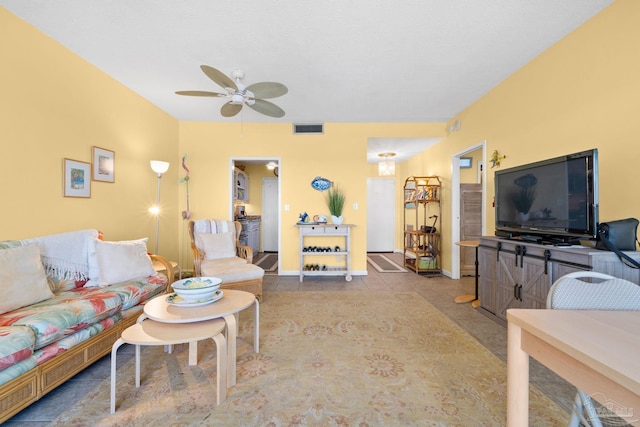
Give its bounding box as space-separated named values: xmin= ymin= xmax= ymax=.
xmin=92 ymin=146 xmax=115 ymax=182
xmin=64 ymin=158 xmax=91 ymax=198
xmin=460 ymin=157 xmax=473 ymax=168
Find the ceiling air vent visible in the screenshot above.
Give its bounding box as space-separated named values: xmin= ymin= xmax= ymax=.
xmin=293 ymin=123 xmax=324 ymax=134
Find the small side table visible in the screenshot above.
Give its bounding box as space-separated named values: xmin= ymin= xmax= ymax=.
xmin=454 ymin=240 xmax=480 ymax=308
xmin=110 ymin=317 xmax=227 ymax=413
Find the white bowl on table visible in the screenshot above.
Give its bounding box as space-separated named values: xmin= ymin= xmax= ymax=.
xmin=171 ymin=277 xmax=222 ymax=301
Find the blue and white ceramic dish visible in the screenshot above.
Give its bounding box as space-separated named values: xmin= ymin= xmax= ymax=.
xmin=166 ymin=290 xmax=224 ymax=307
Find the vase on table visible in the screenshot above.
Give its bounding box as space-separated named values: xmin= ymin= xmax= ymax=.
xmin=331 ymin=215 xmax=343 ymax=225
xmin=517 ymin=212 xmax=530 ymax=223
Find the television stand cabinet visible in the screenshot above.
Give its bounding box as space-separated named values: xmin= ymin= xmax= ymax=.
xmin=478 ymin=236 xmax=640 ymax=324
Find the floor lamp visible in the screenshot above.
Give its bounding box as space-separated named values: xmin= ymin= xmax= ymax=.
xmin=150 ymin=160 xmax=170 ymax=254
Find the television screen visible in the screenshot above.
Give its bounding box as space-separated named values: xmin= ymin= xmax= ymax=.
xmin=495 ymin=149 xmax=598 ymax=241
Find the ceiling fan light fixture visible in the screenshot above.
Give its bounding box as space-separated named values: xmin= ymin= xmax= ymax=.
xmin=231 ymin=93 xmax=245 ymax=104
xmin=177 ymin=65 xmax=287 ymax=118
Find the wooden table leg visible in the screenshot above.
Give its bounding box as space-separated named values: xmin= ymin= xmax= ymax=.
xmin=507 ymin=320 xmax=529 ymax=426
xmin=223 ymin=314 xmax=237 ymax=387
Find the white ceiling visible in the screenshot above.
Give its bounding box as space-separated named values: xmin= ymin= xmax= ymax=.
xmin=1 ymin=1 xmax=612 ymax=161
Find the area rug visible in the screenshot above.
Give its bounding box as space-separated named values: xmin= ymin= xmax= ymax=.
xmin=254 ymin=252 xmax=277 ymax=274
xmin=49 ymin=291 xmax=568 ymax=426
xmin=367 ymin=253 xmax=408 ymax=272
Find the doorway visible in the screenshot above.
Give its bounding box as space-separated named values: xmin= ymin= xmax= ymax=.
xmin=231 ymin=158 xmax=281 ymax=260
xmin=262 ymin=178 xmax=279 ymax=251
xmin=450 ymin=142 xmax=486 ymax=279
xmin=366 ymin=178 xmax=396 ymax=252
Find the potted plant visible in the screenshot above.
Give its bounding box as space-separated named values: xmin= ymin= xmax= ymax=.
xmin=325 ymin=185 xmax=346 ymax=225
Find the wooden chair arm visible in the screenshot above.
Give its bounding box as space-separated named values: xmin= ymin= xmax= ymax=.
xmin=150 ymin=254 xmax=175 ymax=292
xmin=236 ymin=243 xmax=254 ymax=264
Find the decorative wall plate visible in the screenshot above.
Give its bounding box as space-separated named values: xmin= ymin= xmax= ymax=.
xmin=311 ymin=176 xmax=333 ymax=191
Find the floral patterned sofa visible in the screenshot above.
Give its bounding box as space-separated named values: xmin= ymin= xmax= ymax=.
xmin=0 ymin=230 xmax=173 ymax=422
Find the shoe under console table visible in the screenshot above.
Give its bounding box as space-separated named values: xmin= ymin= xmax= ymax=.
xmin=297 ymin=223 xmax=354 ymax=282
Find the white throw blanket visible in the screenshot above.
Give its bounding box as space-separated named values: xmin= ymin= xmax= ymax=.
xmin=21 ymin=229 xmax=99 ymax=280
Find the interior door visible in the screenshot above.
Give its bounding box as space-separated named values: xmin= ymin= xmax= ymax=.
xmin=460 ymin=183 xmax=482 ymax=275
xmin=367 ymin=178 xmax=395 ymax=252
xmin=262 ymin=178 xmax=279 ymax=252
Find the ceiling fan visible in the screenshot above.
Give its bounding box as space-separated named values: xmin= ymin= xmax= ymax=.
xmin=176 ymin=65 xmax=288 ymax=118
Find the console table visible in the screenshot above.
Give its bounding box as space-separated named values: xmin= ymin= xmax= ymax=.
xmin=478 ymin=236 xmax=640 ymax=324
xmin=297 ymin=224 xmax=354 ymax=282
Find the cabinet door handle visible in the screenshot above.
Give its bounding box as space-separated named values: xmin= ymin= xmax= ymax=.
xmin=514 ymin=283 xmax=518 ymax=300
xmin=515 ymin=246 xmax=521 ymax=266
xmin=517 ymin=284 xmax=523 ymax=301
xmin=496 ymin=242 xmax=502 ymax=262
xmin=544 ymin=250 xmax=551 ymax=275
xmin=519 ymin=246 xmax=526 ymax=268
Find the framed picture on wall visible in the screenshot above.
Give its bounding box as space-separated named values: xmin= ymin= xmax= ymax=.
xmin=64 ymin=158 xmax=91 ymax=198
xmin=92 ymin=146 xmax=115 ymax=182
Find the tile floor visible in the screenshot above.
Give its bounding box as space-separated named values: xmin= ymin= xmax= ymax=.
xmin=4 ymin=253 xmax=576 ymax=425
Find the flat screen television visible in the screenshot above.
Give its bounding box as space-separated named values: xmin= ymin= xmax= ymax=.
xmin=494 ymin=149 xmax=599 ymax=242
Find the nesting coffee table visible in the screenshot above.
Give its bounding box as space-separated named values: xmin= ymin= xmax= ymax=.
xmin=142 ymin=289 xmax=259 ymax=387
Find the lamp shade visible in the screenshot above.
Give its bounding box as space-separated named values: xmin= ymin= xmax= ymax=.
xmin=377 ymin=152 xmax=396 ymax=176
xmin=150 ymin=160 xmax=170 ymax=175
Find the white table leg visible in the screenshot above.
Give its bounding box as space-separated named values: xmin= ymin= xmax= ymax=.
xmin=254 ymin=298 xmax=260 ymax=353
xmin=110 ymin=338 xmax=125 ymax=414
xmin=507 ymin=321 xmax=529 ymax=426
xmin=211 ymin=333 xmax=227 ymax=404
xmin=223 ymin=314 xmax=237 ymax=387
xmin=188 ymin=341 xmax=198 ymax=366
xmin=135 ymin=344 xmax=141 ymax=387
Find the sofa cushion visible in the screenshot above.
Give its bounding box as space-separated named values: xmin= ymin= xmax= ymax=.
xmin=0 ymin=244 xmax=54 ymax=315
xmin=86 ymin=238 xmax=156 ymax=287
xmin=0 ymin=326 xmax=35 ymax=371
xmin=0 ymin=291 xmax=123 ymax=350
xmin=196 ymin=231 xmax=236 ymax=260
xmin=0 ymin=274 xmax=166 ymax=350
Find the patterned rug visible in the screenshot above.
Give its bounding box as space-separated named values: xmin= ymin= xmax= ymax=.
xmin=49 ymin=291 xmax=568 ymax=426
xmin=254 ymin=252 xmax=277 ymax=274
xmin=367 ymin=253 xmax=408 ymax=272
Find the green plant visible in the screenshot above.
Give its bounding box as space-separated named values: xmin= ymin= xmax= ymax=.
xmin=325 ymin=186 xmax=346 ymax=217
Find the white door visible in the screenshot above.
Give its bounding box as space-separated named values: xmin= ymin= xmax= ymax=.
xmin=262 ymin=178 xmax=279 ymax=252
xmin=367 ymin=178 xmax=396 ymax=252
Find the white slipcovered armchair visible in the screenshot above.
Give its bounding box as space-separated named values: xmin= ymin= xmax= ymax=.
xmin=188 ymin=219 xmax=263 ymax=301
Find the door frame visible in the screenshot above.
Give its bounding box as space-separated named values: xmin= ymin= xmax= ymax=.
xmin=230 ymin=157 xmax=282 ymax=267
xmin=450 ymin=141 xmax=486 ymax=279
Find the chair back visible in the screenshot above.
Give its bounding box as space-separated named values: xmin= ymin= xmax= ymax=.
xmin=188 ymin=219 xmax=244 ymax=275
xmin=547 ymin=271 xmax=640 ymax=310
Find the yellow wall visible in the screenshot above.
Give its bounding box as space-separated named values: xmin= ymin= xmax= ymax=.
xmin=6 ymin=1 xmax=636 ymax=278
xmin=0 ymin=9 xmax=180 ymax=260
xmin=178 ymin=122 xmax=444 ymax=272
xmin=405 ymin=0 xmax=640 ymax=272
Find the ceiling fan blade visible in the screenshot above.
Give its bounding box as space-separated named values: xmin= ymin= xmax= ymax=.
xmin=249 ymin=99 xmax=285 ymax=118
xmin=175 ymin=90 xmax=226 ymax=97
xmin=221 ymin=102 xmax=243 ymax=117
xmin=200 ymin=65 xmax=237 ymax=91
xmin=245 ymin=82 xmax=288 ymax=99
